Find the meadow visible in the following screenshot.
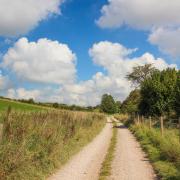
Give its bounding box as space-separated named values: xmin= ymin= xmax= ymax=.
xmin=0 ymin=98 xmax=45 ymax=115
xmin=0 ymin=99 xmax=106 ymax=179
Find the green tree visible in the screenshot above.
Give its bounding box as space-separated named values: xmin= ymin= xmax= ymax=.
xmin=139 ymin=68 xmax=178 ymax=116
xmin=28 ymin=98 xmax=34 ymax=104
xmin=116 ymin=101 xmax=122 ymax=113
xmin=126 ymin=64 xmax=157 ymax=87
xmin=100 ymin=94 xmax=117 ymax=114
xmin=53 ymin=103 xmax=59 ymax=108
xmin=175 ymin=70 xmax=180 ymax=116
xmin=121 ymin=89 xmax=141 ymax=114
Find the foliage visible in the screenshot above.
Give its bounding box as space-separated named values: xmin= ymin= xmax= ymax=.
xmin=19 ymin=98 xmax=35 ymax=104
xmin=130 ymin=125 xmax=180 ymax=180
xmin=0 ymin=110 xmax=106 ymax=179
xmin=100 ymin=94 xmax=117 ymax=114
xmin=52 ymin=103 xmax=59 ymax=108
xmin=121 ymin=89 xmax=141 ymax=114
xmin=115 ymin=101 xmax=122 ymax=113
xmin=126 ymin=64 xmax=157 ymax=87
xmin=175 ymin=70 xmax=180 ymax=116
xmin=139 ymin=68 xmax=178 ymax=116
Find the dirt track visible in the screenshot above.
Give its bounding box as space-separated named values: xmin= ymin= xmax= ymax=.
xmin=109 ymin=123 xmax=156 ymax=180
xmin=48 ymin=120 xmax=156 ymax=180
xmin=48 ymin=121 xmax=112 ymax=180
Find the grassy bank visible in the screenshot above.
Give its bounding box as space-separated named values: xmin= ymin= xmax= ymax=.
xmin=0 ymin=110 xmax=106 ymax=179
xmin=99 ymin=124 xmax=117 ymax=180
xmin=130 ymin=124 xmax=180 ymax=180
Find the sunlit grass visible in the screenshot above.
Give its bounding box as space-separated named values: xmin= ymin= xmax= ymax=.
xmin=0 ymin=110 xmax=106 ymax=179
xmin=0 ymin=98 xmax=44 ymax=112
xmin=130 ymin=124 xmax=180 ymax=180
xmin=99 ymin=123 xmax=117 ymax=180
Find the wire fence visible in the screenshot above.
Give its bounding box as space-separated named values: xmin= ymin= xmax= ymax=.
xmin=131 ymin=114 xmax=180 ymax=138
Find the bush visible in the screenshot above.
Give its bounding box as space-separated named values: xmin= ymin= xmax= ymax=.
xmin=100 ymin=94 xmax=117 ymax=114
xmin=52 ymin=103 xmax=59 ymax=108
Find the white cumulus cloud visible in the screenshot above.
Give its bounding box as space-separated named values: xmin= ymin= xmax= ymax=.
xmin=2 ymin=37 xmax=76 ymax=85
xmin=2 ymin=41 xmax=177 ymax=106
xmin=89 ymin=41 xmax=175 ymax=75
xmin=0 ymin=0 xmax=64 ymax=36
xmin=7 ymin=88 xmax=40 ymax=100
xmin=16 ymin=88 xmax=40 ymax=100
xmin=97 ymin=0 xmax=180 ymax=30
xmin=45 ymin=41 xmax=176 ymax=106
xmin=0 ymin=71 xmax=11 ymax=90
xmin=149 ymin=28 xmax=180 ymax=58
xmin=97 ymin=0 xmax=180 ymax=58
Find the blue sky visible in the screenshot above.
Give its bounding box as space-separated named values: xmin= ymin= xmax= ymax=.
xmin=0 ymin=0 xmax=179 ymax=105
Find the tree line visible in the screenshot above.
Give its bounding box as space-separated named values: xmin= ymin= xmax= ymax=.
xmin=100 ymin=64 xmax=180 ymax=119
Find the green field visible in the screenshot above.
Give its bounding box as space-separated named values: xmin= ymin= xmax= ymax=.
xmin=0 ymin=98 xmax=45 ymax=112
xmin=0 ymin=98 xmax=106 ymax=179
xmin=0 ymin=98 xmax=46 ymax=123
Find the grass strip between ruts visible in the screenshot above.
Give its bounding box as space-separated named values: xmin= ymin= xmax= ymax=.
xmin=99 ymin=123 xmax=118 ymax=180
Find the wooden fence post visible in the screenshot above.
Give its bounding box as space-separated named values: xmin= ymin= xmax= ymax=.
xmin=179 ymin=117 xmax=180 ymax=143
xmin=0 ymin=123 xmax=3 ymax=143
xmin=137 ymin=114 xmax=140 ymax=125
xmin=3 ymin=106 xmax=11 ymax=139
xmin=141 ymin=116 xmax=143 ymax=125
xmin=134 ymin=116 xmax=136 ymax=125
xmin=160 ymin=116 xmax=164 ymax=137
xmin=149 ymin=116 xmax=152 ymax=129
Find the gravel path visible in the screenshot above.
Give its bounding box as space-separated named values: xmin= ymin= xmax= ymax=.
xmin=109 ymin=123 xmax=156 ymax=180
xmin=48 ymin=121 xmax=112 ymax=180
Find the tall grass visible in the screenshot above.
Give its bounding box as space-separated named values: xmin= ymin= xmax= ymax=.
xmin=0 ymin=110 xmax=106 ymax=179
xmin=130 ymin=124 xmax=180 ymax=180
